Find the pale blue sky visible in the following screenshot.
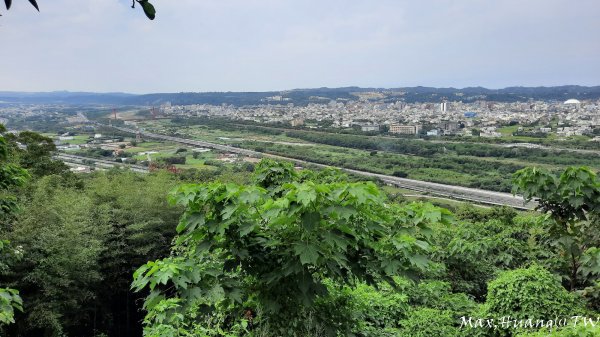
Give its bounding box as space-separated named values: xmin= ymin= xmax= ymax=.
xmin=1 ymin=0 xmax=599 ymax=93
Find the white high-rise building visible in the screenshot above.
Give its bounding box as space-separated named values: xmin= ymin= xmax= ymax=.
xmin=440 ymin=102 xmax=448 ymax=112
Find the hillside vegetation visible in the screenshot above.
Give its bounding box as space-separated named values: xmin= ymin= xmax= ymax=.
xmin=1 ymin=127 xmax=600 ymax=336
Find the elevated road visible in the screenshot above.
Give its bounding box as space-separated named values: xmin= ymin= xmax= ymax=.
xmin=103 ymin=124 xmax=537 ymax=210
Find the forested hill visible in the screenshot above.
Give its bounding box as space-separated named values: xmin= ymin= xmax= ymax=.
xmin=2 ymin=85 xmax=600 ymax=106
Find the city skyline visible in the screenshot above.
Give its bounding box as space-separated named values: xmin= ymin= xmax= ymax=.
xmin=1 ymin=0 xmax=599 ymax=93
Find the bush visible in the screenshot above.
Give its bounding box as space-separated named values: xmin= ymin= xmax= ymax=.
xmin=392 ymin=170 xmax=408 ymax=178
xmin=481 ymin=265 xmax=587 ymax=336
xmin=485 ymin=265 xmax=584 ymax=319
xmin=203 ymin=159 xmax=224 ymax=167
xmin=162 ymin=156 xmax=186 ymax=165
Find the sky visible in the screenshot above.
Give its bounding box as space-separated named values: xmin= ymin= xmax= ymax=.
xmin=0 ymin=0 xmax=599 ymax=93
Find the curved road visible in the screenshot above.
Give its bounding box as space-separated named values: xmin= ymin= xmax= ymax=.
xmin=103 ymin=124 xmax=537 ymax=210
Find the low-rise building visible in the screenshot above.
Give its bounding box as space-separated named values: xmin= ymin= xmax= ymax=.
xmin=360 ymin=124 xmax=380 ymax=132
xmin=389 ymin=124 xmax=421 ymax=135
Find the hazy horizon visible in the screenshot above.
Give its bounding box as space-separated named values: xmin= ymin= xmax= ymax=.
xmin=2 ymin=83 xmax=600 ymax=96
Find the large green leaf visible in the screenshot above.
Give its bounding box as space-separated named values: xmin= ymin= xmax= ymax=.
xmin=301 ymin=211 xmax=320 ymax=231
xmin=294 ymin=242 xmax=319 ymax=265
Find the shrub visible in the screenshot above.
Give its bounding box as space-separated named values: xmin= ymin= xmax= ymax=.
xmin=162 ymin=156 xmax=186 ymax=165
xmin=481 ymin=265 xmax=587 ymax=336
xmin=392 ymin=170 xmax=408 ymax=178
xmin=485 ymin=265 xmax=584 ymax=319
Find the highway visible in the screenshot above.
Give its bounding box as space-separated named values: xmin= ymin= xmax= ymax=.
xmin=101 ymin=124 xmax=537 ymax=210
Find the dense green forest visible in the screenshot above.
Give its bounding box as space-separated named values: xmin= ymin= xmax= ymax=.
xmin=2 ymin=126 xmax=600 ymax=336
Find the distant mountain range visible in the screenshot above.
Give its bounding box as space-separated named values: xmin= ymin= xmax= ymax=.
xmin=1 ymin=85 xmax=599 ymax=106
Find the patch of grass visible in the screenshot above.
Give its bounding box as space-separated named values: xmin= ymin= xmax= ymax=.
xmin=498 ymin=125 xmax=520 ymax=136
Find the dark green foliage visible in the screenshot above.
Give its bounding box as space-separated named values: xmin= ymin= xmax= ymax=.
xmin=392 ymin=170 xmax=408 ymax=178
xmin=9 ymin=180 xmax=105 ymax=336
xmin=3 ymin=170 xmax=181 ymax=337
xmin=162 ymin=156 xmax=186 ymax=165
xmin=432 ymin=211 xmax=546 ymax=299
xmin=0 ymin=126 xmax=28 ymax=327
